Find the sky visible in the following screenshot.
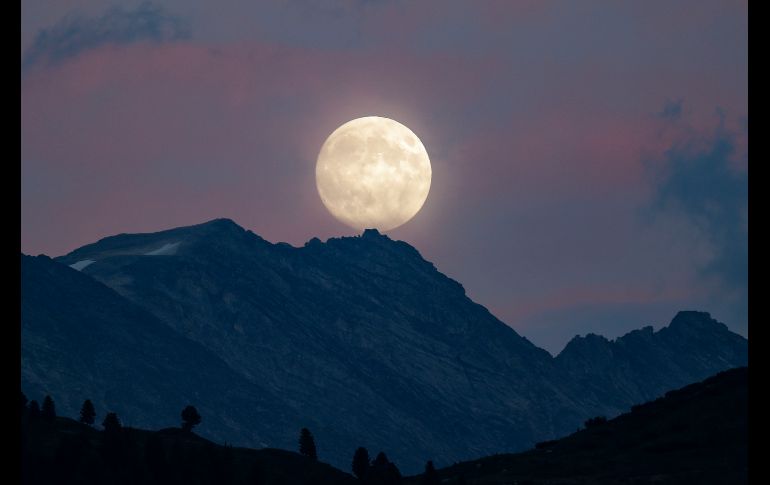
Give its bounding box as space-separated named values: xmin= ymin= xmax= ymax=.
xmin=21 ymin=0 xmax=748 ymax=354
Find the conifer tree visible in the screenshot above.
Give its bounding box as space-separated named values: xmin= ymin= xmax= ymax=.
xmin=299 ymin=428 xmax=318 ymax=460
xmin=102 ymin=412 xmax=122 ymax=433
xmin=370 ymin=452 xmax=401 ymax=485
xmin=352 ymin=446 xmax=370 ymax=479
xmin=385 ymin=462 xmax=402 ymax=485
xmin=79 ymin=399 xmax=96 ymax=425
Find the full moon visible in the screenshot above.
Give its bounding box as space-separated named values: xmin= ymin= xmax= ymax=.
xmin=316 ymin=116 xmax=432 ymax=232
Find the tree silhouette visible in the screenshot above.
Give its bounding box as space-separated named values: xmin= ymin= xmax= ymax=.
xmin=79 ymin=399 xmax=96 ymax=425
xmin=421 ymin=460 xmax=439 ymax=485
xmin=41 ymin=395 xmax=56 ymax=423
xmin=102 ymin=412 xmax=122 ymax=433
xmin=372 ymin=452 xmax=389 ymax=469
xmin=298 ymin=428 xmax=317 ymax=460
xmin=27 ymin=400 xmax=41 ymax=421
xmin=21 ymin=392 xmax=28 ymax=415
xmin=385 ymin=462 xmax=402 ymax=485
xmin=370 ymin=452 xmax=401 ymax=485
xmin=352 ymin=446 xmax=370 ymax=479
xmin=181 ymin=405 xmax=202 ymax=432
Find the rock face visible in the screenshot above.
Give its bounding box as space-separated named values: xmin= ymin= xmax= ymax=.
xmin=22 ymin=218 xmax=748 ymax=473
xmin=20 ymin=253 xmax=304 ymax=448
xmin=554 ymin=312 xmax=748 ymax=414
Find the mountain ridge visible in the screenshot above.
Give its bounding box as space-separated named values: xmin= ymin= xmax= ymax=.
xmin=23 ymin=217 xmax=747 ymax=472
xmin=54 ymin=218 xmax=731 ymax=357
xmin=403 ymin=366 xmax=748 ymax=484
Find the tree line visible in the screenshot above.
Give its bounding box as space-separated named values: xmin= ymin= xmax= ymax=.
xmin=21 ymin=392 xmax=202 ymax=432
xmin=21 ymin=391 xmax=444 ymax=484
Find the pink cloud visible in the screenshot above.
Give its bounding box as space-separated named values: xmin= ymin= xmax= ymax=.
xmin=22 ymin=30 xmax=746 ymax=257
xmin=503 ymin=284 xmax=699 ymax=327
xmin=448 ymin=110 xmax=662 ymax=205
xmin=21 ymin=40 xmax=508 ymax=255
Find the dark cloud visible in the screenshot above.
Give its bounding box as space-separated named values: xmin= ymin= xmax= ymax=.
xmin=652 ymin=120 xmax=747 ymax=298
xmin=659 ymin=98 xmax=683 ymax=120
xmin=22 ymin=2 xmax=189 ymax=68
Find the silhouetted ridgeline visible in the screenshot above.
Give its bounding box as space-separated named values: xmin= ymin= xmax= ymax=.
xmin=402 ymin=367 xmax=748 ymax=485
xmin=20 ymin=368 xmax=747 ymax=485
xmin=20 ymin=404 xmax=356 ymax=485
xmin=20 ymin=394 xmax=409 ymax=485
xmin=22 ymin=218 xmax=748 ymax=472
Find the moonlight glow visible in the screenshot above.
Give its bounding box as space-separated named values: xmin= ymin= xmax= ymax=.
xmin=316 ymin=116 xmax=432 ymax=232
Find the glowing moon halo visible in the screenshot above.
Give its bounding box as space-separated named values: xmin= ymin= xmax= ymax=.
xmin=315 ymin=116 xmax=432 ymax=232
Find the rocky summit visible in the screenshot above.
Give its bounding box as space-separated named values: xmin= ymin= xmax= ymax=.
xmin=21 ymin=218 xmax=748 ymax=473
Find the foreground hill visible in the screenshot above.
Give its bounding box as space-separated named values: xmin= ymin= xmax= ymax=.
xmin=20 ymin=415 xmax=356 ymax=485
xmin=404 ymin=367 xmax=748 ymax=485
xmin=21 ymin=367 xmax=747 ymax=485
xmin=21 ymin=218 xmax=747 ymax=471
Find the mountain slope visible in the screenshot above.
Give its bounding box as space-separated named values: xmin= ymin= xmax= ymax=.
xmin=405 ymin=367 xmax=748 ymax=484
xmin=21 ymin=218 xmax=747 ymax=472
xmin=21 ymin=254 xmax=308 ymax=449
xmin=555 ymin=311 xmax=748 ymax=414
xmin=52 ymin=219 xmax=581 ymax=469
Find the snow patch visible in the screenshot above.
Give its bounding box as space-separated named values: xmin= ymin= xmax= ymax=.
xmin=70 ymin=259 xmax=96 ymax=271
xmin=145 ymin=242 xmax=180 ymax=256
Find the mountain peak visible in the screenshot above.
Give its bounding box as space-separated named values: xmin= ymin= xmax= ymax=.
xmin=559 ymin=332 xmax=613 ymax=359
xmin=187 ymin=217 xmax=249 ymax=238
xmin=361 ymin=228 xmax=384 ymax=239
xmin=304 ymin=236 xmax=323 ymax=248
xmin=564 ymin=332 xmax=611 ymax=346
xmin=670 ymin=310 xmax=712 ymax=324
xmin=198 ymin=217 xmax=242 ymax=229
xmin=667 ymin=311 xmax=727 ymax=333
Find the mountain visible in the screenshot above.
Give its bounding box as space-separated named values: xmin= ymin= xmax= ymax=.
xmin=22 ymin=218 xmax=748 ymax=472
xmin=21 ymin=254 xmax=305 ymax=448
xmin=555 ymin=312 xmax=748 ymax=414
xmin=403 ymin=367 xmax=748 ymax=484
